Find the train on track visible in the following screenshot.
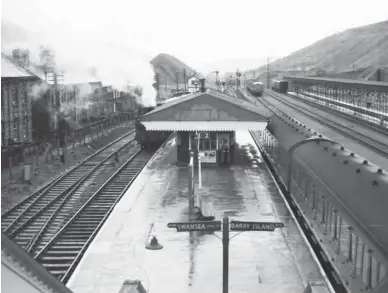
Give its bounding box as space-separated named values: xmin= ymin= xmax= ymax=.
xmin=135 ymin=105 xmax=172 ymax=149
xmin=246 ymin=79 xmax=264 ymax=97
xmin=272 ymin=80 xmax=289 ymax=93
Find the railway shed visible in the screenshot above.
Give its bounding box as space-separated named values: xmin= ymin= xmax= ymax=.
xmin=140 ymin=88 xmax=272 ymax=166
xmin=283 ymin=76 xmax=388 ymax=121
xmin=263 ymin=113 xmax=388 ymax=293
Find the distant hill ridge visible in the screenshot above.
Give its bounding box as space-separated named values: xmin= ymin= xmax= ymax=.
xmin=251 ymin=20 xmax=388 ymax=81
xmin=151 ymin=53 xmax=201 ymax=85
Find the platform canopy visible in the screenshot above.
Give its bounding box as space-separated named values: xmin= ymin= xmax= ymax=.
xmin=140 ymin=89 xmax=272 ymax=131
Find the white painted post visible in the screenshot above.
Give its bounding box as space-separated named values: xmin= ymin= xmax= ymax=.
xmin=198 ymin=155 xmax=202 ymax=189
xmin=197 ymin=132 xmax=202 ymax=190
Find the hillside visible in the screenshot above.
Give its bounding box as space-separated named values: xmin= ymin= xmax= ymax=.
xmin=196 ymin=57 xmax=279 ymax=76
xmin=151 ymin=53 xmax=200 ymax=85
xmin=250 ymin=20 xmax=388 ymax=82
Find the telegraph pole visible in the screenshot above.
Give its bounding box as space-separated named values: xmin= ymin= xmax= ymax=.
xmin=52 ymin=72 xmax=65 ymax=164
xmin=267 ymin=57 xmax=270 ymax=89
xmin=155 ymin=73 xmax=160 ymax=101
xmin=165 ymin=76 xmax=167 ymax=98
xmin=183 ymin=69 xmax=187 ymax=92
xmin=176 ymin=71 xmax=179 ymax=93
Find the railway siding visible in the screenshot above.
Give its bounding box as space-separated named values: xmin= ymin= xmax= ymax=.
xmin=255 ymin=90 xmax=388 ymax=171
xmin=25 ymin=144 xmax=140 ymax=256
xmin=1 ymin=130 xmax=138 ymax=252
xmin=267 ymin=91 xmax=388 ymax=156
xmin=34 ymin=145 xmax=163 ymax=284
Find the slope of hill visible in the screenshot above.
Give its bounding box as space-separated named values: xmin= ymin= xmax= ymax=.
xmin=151 ymin=53 xmax=199 ymax=85
xmin=196 ymin=57 xmax=279 ymax=76
xmin=250 ymin=20 xmax=388 ymax=81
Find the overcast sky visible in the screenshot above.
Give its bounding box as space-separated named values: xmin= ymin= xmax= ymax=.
xmin=2 ymin=0 xmax=388 ymax=70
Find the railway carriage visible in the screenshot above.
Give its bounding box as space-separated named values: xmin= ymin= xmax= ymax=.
xmin=246 ymin=79 xmax=264 ymax=97
xmin=272 ymin=80 xmax=289 ymax=93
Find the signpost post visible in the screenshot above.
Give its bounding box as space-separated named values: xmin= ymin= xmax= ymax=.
xmin=167 ymin=217 xmax=284 ymax=293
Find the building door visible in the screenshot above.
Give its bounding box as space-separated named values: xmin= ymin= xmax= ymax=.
xmin=218 ymin=133 xmax=230 ymax=165
xmin=190 ymin=132 xmax=217 ymax=164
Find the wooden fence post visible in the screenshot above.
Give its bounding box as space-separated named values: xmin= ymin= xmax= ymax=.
xmin=9 ymin=156 xmax=13 ymax=181
xmin=35 ymin=144 xmax=39 ymax=166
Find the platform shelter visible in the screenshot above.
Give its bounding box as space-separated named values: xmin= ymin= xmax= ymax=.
xmin=140 ymin=89 xmax=272 ymax=165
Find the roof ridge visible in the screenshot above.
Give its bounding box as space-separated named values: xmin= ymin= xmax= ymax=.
xmin=1 ymin=53 xmax=43 ymax=80
xmin=141 ymin=89 xmax=272 ymax=119
xmin=206 ymin=89 xmax=270 ymax=116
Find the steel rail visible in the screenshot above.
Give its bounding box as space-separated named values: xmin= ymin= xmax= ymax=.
xmin=34 ymin=148 xmax=156 ymax=283
xmin=2 ymin=129 xmax=135 ymax=232
xmin=13 ymin=139 xmax=138 ymax=254
xmin=264 ymin=91 xmax=388 ymax=158
xmin=284 ymin=92 xmax=388 ymax=136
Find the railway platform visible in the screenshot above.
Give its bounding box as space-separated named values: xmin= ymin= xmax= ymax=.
xmin=67 ymin=132 xmax=330 ymax=293
xmin=263 ymin=92 xmax=388 ymax=171
xmin=239 ymin=87 xmax=388 ymax=172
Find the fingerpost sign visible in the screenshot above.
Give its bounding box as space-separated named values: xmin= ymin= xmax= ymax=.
xmin=167 ymin=217 xmax=284 ymax=293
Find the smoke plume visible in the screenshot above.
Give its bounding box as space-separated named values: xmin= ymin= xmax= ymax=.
xmin=1 ymin=20 xmax=157 ymax=107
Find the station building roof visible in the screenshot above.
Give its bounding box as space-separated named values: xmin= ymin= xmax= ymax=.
xmin=284 ymin=75 xmax=388 ymax=91
xmin=267 ymin=113 xmax=388 ymax=267
xmin=140 ymin=89 xmax=272 ymax=131
xmin=1 ymin=54 xmax=41 ymax=80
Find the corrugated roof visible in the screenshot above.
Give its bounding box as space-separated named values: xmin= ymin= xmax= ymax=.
xmin=1 ymin=54 xmax=40 ymax=79
xmin=143 ymin=89 xmax=272 ymax=119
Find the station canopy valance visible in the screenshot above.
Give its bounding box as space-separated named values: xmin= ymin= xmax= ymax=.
xmin=140 ymin=89 xmax=272 ymax=131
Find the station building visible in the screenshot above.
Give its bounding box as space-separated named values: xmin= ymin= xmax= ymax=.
xmin=140 ymin=88 xmax=272 ymax=166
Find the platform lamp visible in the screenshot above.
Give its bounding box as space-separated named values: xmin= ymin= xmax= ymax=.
xmin=132 ymin=233 xmax=163 ymax=293
xmin=146 ymin=236 xmax=163 ymax=250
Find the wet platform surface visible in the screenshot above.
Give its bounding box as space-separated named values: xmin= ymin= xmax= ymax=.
xmin=68 ymin=131 xmax=327 ymax=293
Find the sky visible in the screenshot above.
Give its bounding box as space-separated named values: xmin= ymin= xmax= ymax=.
xmin=1 ymin=0 xmax=388 ymax=97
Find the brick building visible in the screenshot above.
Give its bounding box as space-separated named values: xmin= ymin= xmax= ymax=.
xmin=1 ymin=54 xmax=42 ymax=146
xmin=102 ymin=86 xmax=137 ymax=115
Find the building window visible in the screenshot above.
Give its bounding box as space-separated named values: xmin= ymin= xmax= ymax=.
xmin=22 ymin=88 xmax=28 ymax=104
xmin=12 ymin=88 xmax=18 ymax=107
xmin=13 ymin=118 xmax=19 ymax=140
xmin=191 ymin=132 xmax=217 ymax=151
xmin=1 ymin=88 xmax=5 ymax=109
xmin=1 ymin=121 xmax=5 ymax=145
xmin=23 ymin=116 xmax=28 ymax=140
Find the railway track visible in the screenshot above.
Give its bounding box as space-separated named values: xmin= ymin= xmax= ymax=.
xmin=1 ymin=129 xmax=136 ymax=250
xmin=34 ymin=148 xmax=155 ymax=284
xmin=263 ymin=90 xmax=388 ymax=158
xmin=285 ymin=92 xmax=388 ymax=135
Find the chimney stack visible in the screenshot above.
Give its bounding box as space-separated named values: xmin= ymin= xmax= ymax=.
xmin=12 ymin=49 xmax=30 ymax=68
xmin=376 ymin=68 xmax=382 ymax=82
xmin=200 ymin=78 xmax=206 ymax=93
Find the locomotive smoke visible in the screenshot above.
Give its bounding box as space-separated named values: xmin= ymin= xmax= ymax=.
xmin=1 ymin=20 xmax=157 ymax=107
